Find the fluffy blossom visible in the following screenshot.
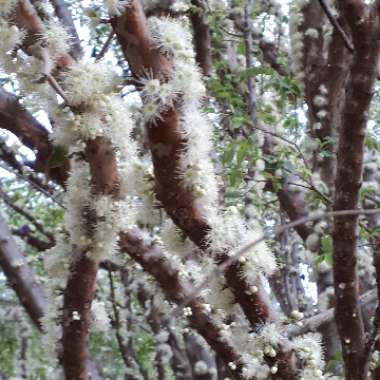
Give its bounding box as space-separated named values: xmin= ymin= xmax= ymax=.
xmin=208 ymin=207 xmax=277 ymax=279
xmin=292 ymin=333 xmax=325 ymax=380
xmin=103 ymin=0 xmax=130 ymax=16
xmin=61 ymin=61 xmax=118 ymax=106
xmin=0 ymin=21 xmax=24 ymax=55
xmin=91 ymin=301 xmax=110 ymax=332
xmin=44 ymin=21 xmax=72 ymax=59
xmin=0 ymin=0 xmax=17 ymax=17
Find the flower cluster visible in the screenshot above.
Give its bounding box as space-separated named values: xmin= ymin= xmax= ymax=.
xmin=208 ymin=206 xmax=277 ymax=281
xmin=292 ymin=333 xmax=326 ymax=380
xmin=289 ymin=0 xmax=309 ymax=85
xmin=103 ymin=0 xmax=130 ymax=16
xmin=142 ymin=17 xmax=219 ymax=218
xmin=220 ymin=319 xmax=284 ymax=379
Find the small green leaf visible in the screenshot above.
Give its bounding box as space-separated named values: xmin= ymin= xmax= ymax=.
xmin=48 ymin=146 xmax=67 ymax=169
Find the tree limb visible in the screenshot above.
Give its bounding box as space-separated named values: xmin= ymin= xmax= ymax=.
xmin=331 ymin=11 xmax=380 ymax=378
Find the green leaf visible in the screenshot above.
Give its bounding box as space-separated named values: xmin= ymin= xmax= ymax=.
xmin=222 ymin=145 xmax=235 ymax=165
xmin=236 ymin=141 xmax=249 ymax=165
xmin=239 ymin=67 xmax=274 ymax=80
xmin=319 ymin=235 xmax=333 ymax=266
xmin=48 ymin=146 xmax=67 ymax=169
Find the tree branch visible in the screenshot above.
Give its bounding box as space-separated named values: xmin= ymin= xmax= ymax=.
xmin=0 ymin=87 xmax=69 ymax=184
xmin=190 ymin=0 xmax=212 ymax=76
xmin=0 ymin=214 xmax=46 ymax=329
xmin=331 ymin=11 xmax=380 ymax=379
xmin=119 ymin=230 xmax=248 ymax=379
xmin=318 ymin=0 xmax=354 ymax=52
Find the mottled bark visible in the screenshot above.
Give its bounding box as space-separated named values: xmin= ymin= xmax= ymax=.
xmin=332 ymin=4 xmax=380 ymax=379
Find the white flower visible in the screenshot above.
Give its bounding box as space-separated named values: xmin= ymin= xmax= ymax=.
xmin=0 ymin=21 xmax=24 ymax=55
xmin=258 ymin=323 xmax=284 ymax=347
xmin=161 ymin=218 xmax=195 ymax=258
xmin=103 ymin=0 xmax=130 ymax=16
xmin=91 ymin=301 xmax=110 ymax=332
xmin=292 ymin=333 xmax=325 ymax=379
xmin=149 ymin=17 xmax=194 ymax=57
xmin=317 ymin=110 xmax=328 ymax=119
xmin=313 ymin=95 xmax=327 ymax=108
xmin=208 ymin=209 xmax=276 ymax=279
xmin=44 ymin=21 xmax=72 ymax=59
xmin=62 ymin=60 xmax=118 ymax=106
xmin=194 ymin=360 xmax=209 ymax=375
xmin=0 ymin=0 xmax=17 ymax=17
xmin=305 ymin=28 xmax=319 ymax=39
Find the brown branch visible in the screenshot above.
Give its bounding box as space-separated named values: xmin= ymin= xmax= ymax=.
xmin=336 ymin=0 xmax=368 ymax=39
xmin=61 ymin=253 xmax=99 ymax=379
xmin=0 ymin=214 xmax=46 ymax=329
xmin=317 ymin=0 xmax=354 ymax=52
xmin=243 ymin=0 xmax=257 ymax=125
xmin=286 ymin=289 xmax=377 ymax=338
xmin=12 ymin=227 xmax=54 ymax=251
xmin=111 ymin=5 xmax=297 ymax=377
xmin=331 ymin=12 xmax=380 ymax=378
xmin=0 ymin=88 xmax=69 ymax=185
xmin=190 ymin=0 xmax=212 ymax=76
xmin=62 ymin=137 xmax=120 ymax=380
xmin=95 ymin=30 xmax=115 ymax=61
xmin=108 ymin=269 xmax=141 ymax=379
xmin=120 ymin=230 xmax=248 ymax=379
xmin=10 ymin=4 xmax=119 ymax=378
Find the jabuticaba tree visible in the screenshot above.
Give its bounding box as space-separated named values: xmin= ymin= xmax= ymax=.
xmin=0 ymin=1 xmax=379 ymax=380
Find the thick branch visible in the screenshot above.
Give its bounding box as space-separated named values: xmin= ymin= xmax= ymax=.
xmin=0 ymin=88 xmax=68 ymax=184
xmin=120 ymin=230 xmax=247 ymax=379
xmin=112 ymin=5 xmax=296 ymax=378
xmin=332 ymin=13 xmax=380 ymax=380
xmin=0 ymin=214 xmax=46 ymax=329
xmin=190 ymin=0 xmax=212 ymax=76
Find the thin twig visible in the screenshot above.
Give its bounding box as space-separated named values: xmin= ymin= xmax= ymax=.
xmin=107 ymin=269 xmax=133 ymax=370
xmin=169 ymin=207 xmax=380 ymax=319
xmin=248 ymin=122 xmax=311 ymax=173
xmin=0 ymin=184 xmax=55 ymax=242
xmin=47 ymin=75 xmax=70 ymax=105
xmin=286 ymin=289 xmax=377 ymax=337
xmin=0 ymin=164 xmax=64 ymax=208
xmin=318 ymin=0 xmax=354 ymax=53
xmin=244 ymin=0 xmax=257 ymax=125
xmin=96 ymin=31 xmax=115 ymax=61
xmin=286 ymin=181 xmax=331 ymax=204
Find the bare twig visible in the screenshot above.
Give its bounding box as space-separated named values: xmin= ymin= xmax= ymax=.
xmin=170 ymin=207 xmax=380 ymax=319
xmin=286 ymin=289 xmax=377 ymax=337
xmin=318 ymin=0 xmax=354 ymax=52
xmin=0 ymin=163 xmax=64 ymax=208
xmin=46 ymin=74 xmax=70 ymax=105
xmin=243 ymin=0 xmax=257 ymax=125
xmin=108 ymin=269 xmax=141 ymax=378
xmin=95 ymin=30 xmax=115 ymax=61
xmin=0 ymin=184 xmax=55 ymax=242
